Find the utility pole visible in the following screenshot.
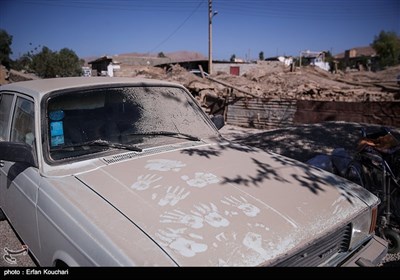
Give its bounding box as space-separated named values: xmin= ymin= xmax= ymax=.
xmin=208 ymin=0 xmax=213 ymax=75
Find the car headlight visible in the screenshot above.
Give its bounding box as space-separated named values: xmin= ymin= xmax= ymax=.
xmin=349 ymin=206 xmax=378 ymax=250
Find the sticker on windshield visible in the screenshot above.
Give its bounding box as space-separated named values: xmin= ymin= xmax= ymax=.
xmin=50 ymin=121 xmax=64 ymax=146
xmin=49 ymin=110 xmax=65 ymax=121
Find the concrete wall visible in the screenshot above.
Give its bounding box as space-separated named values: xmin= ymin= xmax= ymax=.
xmin=212 ymin=63 xmax=259 ymax=76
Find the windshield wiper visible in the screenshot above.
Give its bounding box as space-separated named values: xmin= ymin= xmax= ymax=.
xmin=52 ymin=139 xmax=142 ymax=152
xmin=126 ymin=131 xmax=201 ymax=141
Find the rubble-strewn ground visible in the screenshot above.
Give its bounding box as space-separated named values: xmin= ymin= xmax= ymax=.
xmin=3 ymin=62 xmax=399 ymax=108
xmin=222 ymin=122 xmax=400 ymax=162
xmin=115 ymin=63 xmax=400 ymax=110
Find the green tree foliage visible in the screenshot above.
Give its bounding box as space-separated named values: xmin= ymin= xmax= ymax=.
xmin=0 ymin=29 xmax=13 ymax=69
xmin=30 ymin=46 xmax=83 ymax=78
xmin=11 ymin=44 xmax=42 ymax=72
xmin=371 ymin=31 xmax=400 ymax=68
xmin=259 ymin=51 xmax=264 ymax=61
xmin=11 ymin=53 xmax=33 ymax=72
xmin=56 ymin=48 xmax=84 ymax=77
xmin=230 ymin=54 xmax=236 ymax=62
xmin=31 ymin=46 xmax=57 ymax=78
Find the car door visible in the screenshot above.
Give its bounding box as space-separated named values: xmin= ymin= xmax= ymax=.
xmin=0 ymin=92 xmax=15 ymax=208
xmin=0 ymin=93 xmax=41 ymax=255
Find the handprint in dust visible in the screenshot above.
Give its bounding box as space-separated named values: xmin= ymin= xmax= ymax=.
xmin=160 ymin=209 xmax=204 ymax=229
xmin=191 ymin=203 xmax=230 ymax=228
xmin=181 ymin=172 xmax=220 ymax=188
xmin=155 ymin=228 xmax=208 ymax=257
xmin=221 ymin=196 xmax=260 ymax=217
xmin=130 ymin=174 xmax=162 ymax=191
xmin=242 ymin=232 xmax=268 ymax=258
xmin=157 ymin=186 xmax=190 ymax=206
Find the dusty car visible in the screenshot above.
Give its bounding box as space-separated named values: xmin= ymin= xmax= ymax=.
xmin=0 ymin=77 xmax=387 ymax=266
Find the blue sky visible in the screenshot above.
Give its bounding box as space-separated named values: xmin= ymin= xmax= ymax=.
xmin=0 ymin=0 xmax=399 ymax=60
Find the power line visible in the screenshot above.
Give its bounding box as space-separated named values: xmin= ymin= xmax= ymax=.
xmin=21 ymin=0 xmax=205 ymax=12
xmin=20 ymin=0 xmax=396 ymax=19
xmin=148 ymin=0 xmax=205 ymax=54
xmin=214 ymin=0 xmax=396 ymax=20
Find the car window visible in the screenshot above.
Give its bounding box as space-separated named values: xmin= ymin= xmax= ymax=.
xmin=47 ymin=86 xmax=219 ymax=160
xmin=0 ymin=93 xmax=14 ymax=141
xmin=10 ymin=97 xmax=35 ymax=146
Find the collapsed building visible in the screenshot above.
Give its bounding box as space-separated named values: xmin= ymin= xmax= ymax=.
xmin=101 ymin=57 xmax=399 ymax=128
xmin=2 ymin=53 xmax=399 ymax=129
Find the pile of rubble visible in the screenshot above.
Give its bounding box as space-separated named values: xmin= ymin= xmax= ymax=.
xmin=122 ymin=62 xmax=399 ymax=114
xmin=0 ymin=66 xmax=39 ymax=85
xmin=3 ymin=61 xmax=399 ymax=111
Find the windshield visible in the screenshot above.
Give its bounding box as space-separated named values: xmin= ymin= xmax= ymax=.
xmin=46 ymin=85 xmax=218 ymax=160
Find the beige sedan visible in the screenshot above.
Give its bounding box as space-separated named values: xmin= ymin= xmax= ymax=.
xmin=0 ymin=77 xmax=387 ymax=266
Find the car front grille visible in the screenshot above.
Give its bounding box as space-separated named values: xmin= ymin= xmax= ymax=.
xmin=276 ymin=224 xmax=352 ymax=267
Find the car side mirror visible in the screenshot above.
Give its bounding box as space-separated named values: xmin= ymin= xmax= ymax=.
xmin=211 ymin=115 xmax=225 ymax=130
xmin=0 ymin=142 xmax=38 ymax=168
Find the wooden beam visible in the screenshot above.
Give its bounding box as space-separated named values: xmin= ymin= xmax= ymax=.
xmin=206 ymin=76 xmax=259 ymax=98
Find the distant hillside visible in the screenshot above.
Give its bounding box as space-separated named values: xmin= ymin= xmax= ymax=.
xmin=83 ymin=51 xmax=206 ymax=64
xmin=117 ymin=51 xmax=206 ymax=60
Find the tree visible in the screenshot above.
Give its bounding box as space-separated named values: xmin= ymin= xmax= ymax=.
xmin=157 ymin=52 xmax=166 ymax=58
xmin=56 ymin=48 xmax=83 ymax=77
xmin=31 ymin=46 xmax=57 ymax=78
xmin=371 ymin=31 xmax=400 ymax=68
xmin=11 ymin=44 xmax=43 ymax=72
xmin=11 ymin=53 xmax=33 ymax=72
xmin=230 ymin=54 xmax=236 ymax=62
xmin=30 ymin=46 xmax=83 ymax=78
xmin=0 ymin=29 xmax=13 ymax=69
xmin=259 ymin=51 xmax=264 ymax=61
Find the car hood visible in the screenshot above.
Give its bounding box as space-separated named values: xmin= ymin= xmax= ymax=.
xmin=75 ymin=142 xmax=375 ymax=266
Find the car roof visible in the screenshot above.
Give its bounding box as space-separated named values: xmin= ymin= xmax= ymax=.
xmin=0 ymin=77 xmax=184 ymax=100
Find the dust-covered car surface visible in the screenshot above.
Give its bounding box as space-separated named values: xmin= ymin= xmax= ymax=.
xmin=0 ymin=77 xmax=387 ymax=266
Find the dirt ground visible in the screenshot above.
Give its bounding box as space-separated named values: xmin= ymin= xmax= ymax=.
xmin=221 ymin=122 xmax=400 ymax=163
